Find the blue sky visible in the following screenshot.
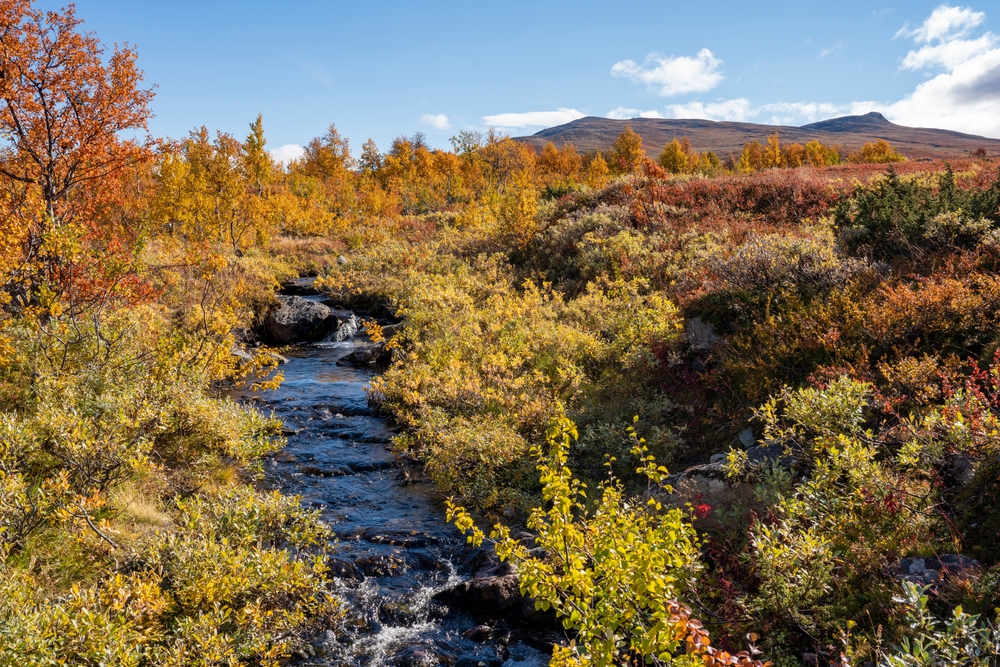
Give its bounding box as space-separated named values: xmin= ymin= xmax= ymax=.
xmin=49 ymin=1 xmax=1000 ymax=159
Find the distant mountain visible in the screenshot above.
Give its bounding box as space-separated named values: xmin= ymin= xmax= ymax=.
xmin=516 ymin=112 xmax=1000 ymax=159
xmin=799 ymin=112 xmax=896 ymax=133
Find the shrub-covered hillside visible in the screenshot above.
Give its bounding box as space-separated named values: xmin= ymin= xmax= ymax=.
xmin=322 ymin=155 xmax=1000 ymax=664
xmin=2 ymin=0 xmax=1000 ymax=663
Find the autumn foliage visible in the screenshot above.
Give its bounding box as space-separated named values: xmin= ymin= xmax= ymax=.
xmin=0 ymin=4 xmax=338 ymax=664
xmin=1 ymin=0 xmax=999 ymax=664
xmin=0 ymin=1 xmax=154 ymax=308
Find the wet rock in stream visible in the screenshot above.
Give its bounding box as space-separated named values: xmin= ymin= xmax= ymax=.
xmin=389 ymin=643 xmax=458 ymax=667
xmin=455 ymin=651 xmax=503 ymax=667
xmin=355 ymin=554 xmax=407 ymax=577
xmin=300 ymin=465 xmax=351 ymax=477
xmin=328 ymin=557 xmax=364 ymax=582
xmin=462 ymin=625 xmax=495 ymax=642
xmin=433 ymin=575 xmax=522 ymax=617
xmin=347 ymin=460 xmax=396 ymax=473
xmin=363 ymin=527 xmax=440 ymax=548
xmin=264 ymin=295 xmax=337 ymax=343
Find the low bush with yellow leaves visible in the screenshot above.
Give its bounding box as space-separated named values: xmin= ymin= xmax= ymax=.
xmin=449 ymin=416 xmax=769 ymax=667
xmin=0 ymin=296 xmax=341 ymax=665
xmin=326 ymin=241 xmax=685 ymax=511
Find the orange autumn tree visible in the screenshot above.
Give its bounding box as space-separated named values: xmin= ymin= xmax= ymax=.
xmin=0 ymin=0 xmax=154 ymax=306
xmin=287 ymin=123 xmax=357 ymax=229
xmin=478 ymin=129 xmax=535 ymax=193
xmin=150 ymin=120 xmax=285 ymax=255
xmin=850 ymin=138 xmax=906 ymax=164
xmin=658 ymin=138 xmax=697 ymax=174
xmin=609 ymin=124 xmax=645 ymax=175
xmin=536 ymin=141 xmax=582 ymax=191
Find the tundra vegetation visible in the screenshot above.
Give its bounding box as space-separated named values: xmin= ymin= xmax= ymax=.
xmin=2 ymin=2 xmax=1000 ymax=665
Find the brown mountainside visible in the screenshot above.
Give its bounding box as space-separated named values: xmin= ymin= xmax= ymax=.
xmin=516 ymin=112 xmax=1000 ymax=159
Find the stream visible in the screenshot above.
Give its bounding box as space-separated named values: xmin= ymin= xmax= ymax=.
xmin=241 ymin=294 xmax=558 ymax=667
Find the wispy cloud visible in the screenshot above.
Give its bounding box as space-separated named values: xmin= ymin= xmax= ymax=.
xmin=896 ymin=5 xmax=996 ymax=71
xmin=819 ymin=39 xmax=845 ymax=58
xmin=665 ymin=99 xmax=754 ymax=122
xmin=895 ymin=4 xmax=985 ymax=42
xmin=900 ymin=31 xmax=996 ymax=69
xmin=270 ymin=144 xmax=304 ymax=165
xmin=659 ymin=98 xmax=875 ymax=125
xmin=482 ymin=108 xmax=585 ymax=129
xmin=757 ymin=101 xmax=875 ymax=125
xmin=611 ymin=49 xmax=724 ymax=96
xmin=420 ymin=114 xmax=451 ymax=130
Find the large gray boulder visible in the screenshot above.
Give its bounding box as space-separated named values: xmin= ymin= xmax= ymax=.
xmin=352 ymin=338 xmax=390 ymax=364
xmin=433 ymin=573 xmax=523 ymax=616
xmin=264 ymin=296 xmax=335 ymax=343
xmin=434 ymin=549 xmax=523 ymax=617
xmin=686 ymin=317 xmax=721 ymax=350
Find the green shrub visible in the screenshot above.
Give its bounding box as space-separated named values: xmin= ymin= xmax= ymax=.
xmin=336 ymin=239 xmax=687 ymax=510
xmin=834 ymin=167 xmax=1000 ymax=260
xmin=879 ymin=583 xmax=1000 ymax=667
xmin=730 ymin=379 xmax=940 ymax=656
xmin=0 ymin=487 xmax=338 ymax=666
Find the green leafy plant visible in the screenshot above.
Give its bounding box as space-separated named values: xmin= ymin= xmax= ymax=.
xmin=880 ymin=582 xmax=1000 ymax=667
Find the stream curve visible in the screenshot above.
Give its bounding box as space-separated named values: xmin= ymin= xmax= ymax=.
xmin=244 ymin=325 xmax=557 ymax=667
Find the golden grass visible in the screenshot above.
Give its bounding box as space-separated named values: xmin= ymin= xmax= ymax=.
xmin=112 ymin=485 xmax=172 ymax=528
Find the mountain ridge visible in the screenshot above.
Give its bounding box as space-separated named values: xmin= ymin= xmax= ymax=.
xmin=516 ymin=112 xmax=1000 ymax=159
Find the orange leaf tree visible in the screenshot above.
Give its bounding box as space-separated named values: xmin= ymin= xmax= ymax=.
xmin=0 ymin=0 xmax=154 ymax=304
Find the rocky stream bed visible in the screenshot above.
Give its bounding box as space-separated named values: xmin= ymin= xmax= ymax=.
xmin=239 ymin=287 xmax=562 ymax=667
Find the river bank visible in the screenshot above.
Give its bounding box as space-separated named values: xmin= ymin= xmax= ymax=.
xmin=243 ymin=290 xmax=559 ymax=667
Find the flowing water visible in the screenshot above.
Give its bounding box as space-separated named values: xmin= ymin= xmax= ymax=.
xmin=242 ymin=298 xmax=555 ymax=667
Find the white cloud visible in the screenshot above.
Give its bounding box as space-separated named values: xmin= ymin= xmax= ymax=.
xmin=420 ymin=113 xmax=451 ymax=130
xmin=661 ymin=99 xmax=879 ymax=126
xmin=611 ymin=48 xmax=724 ymax=96
xmin=883 ymin=3 xmax=1000 ymax=136
xmin=897 ymin=5 xmax=996 ymax=71
xmin=896 ymin=4 xmax=985 ymax=43
xmin=270 ymin=144 xmax=304 ymax=165
xmin=482 ymin=107 xmax=585 ymax=129
xmin=881 ymin=48 xmax=1000 ymax=136
xmin=901 ymin=32 xmax=996 ymax=69
xmin=606 ymin=107 xmax=664 ymax=119
xmin=651 ymin=4 xmax=1000 ymax=138
xmin=756 ymin=101 xmax=872 ymax=124
xmin=665 ymin=99 xmax=753 ymax=122
xmin=819 ymin=39 xmax=845 ymax=58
